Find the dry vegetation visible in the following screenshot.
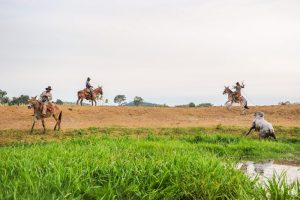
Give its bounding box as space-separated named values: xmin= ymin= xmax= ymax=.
xmin=0 ymin=105 xmax=299 ymax=130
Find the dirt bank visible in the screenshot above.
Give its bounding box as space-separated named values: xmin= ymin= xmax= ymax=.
xmin=0 ymin=105 xmax=299 ymax=130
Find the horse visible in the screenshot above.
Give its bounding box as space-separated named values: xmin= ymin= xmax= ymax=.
xmin=223 ymin=86 xmax=249 ymax=114
xmin=76 ymin=86 xmax=103 ymax=106
xmin=27 ymin=96 xmax=62 ymax=133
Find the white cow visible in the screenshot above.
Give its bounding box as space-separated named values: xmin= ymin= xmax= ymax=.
xmin=245 ymin=112 xmax=276 ymax=140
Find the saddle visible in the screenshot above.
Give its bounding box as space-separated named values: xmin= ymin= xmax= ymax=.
xmin=83 ymin=88 xmax=95 ymax=99
xmin=39 ymin=102 xmax=54 ymax=113
xmin=233 ymin=93 xmax=242 ymax=102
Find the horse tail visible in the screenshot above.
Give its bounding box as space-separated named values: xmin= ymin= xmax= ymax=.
xmin=243 ymin=98 xmax=249 ymax=109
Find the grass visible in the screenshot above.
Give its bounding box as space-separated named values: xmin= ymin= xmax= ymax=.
xmin=0 ymin=127 xmax=299 ymax=199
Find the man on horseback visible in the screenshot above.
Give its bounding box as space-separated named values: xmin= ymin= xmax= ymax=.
xmin=86 ymin=77 xmax=95 ymax=99
xmin=40 ymin=86 xmax=53 ymax=116
xmin=232 ymin=82 xmax=245 ymax=101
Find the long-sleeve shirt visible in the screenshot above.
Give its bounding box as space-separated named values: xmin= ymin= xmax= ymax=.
xmin=86 ymin=80 xmax=92 ymax=88
xmin=40 ymin=91 xmax=52 ymax=102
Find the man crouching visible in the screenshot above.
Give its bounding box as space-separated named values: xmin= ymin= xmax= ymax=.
xmin=245 ymin=112 xmax=276 ymax=140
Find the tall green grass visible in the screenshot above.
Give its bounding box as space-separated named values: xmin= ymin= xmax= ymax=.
xmin=0 ymin=128 xmax=299 ymax=199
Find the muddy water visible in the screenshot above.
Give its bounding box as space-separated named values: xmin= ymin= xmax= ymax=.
xmin=237 ymin=160 xmax=300 ymax=184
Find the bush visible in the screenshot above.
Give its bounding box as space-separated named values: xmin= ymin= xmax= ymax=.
xmin=55 ymin=99 xmax=63 ymax=105
xmin=198 ymin=103 xmax=213 ymax=107
xmin=188 ymin=102 xmax=196 ymax=107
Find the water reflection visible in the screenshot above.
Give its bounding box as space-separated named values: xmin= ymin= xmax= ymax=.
xmin=237 ymin=160 xmax=300 ymax=184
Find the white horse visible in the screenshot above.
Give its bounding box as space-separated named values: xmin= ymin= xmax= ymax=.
xmin=223 ymin=86 xmax=249 ymax=114
xmin=245 ymin=112 xmax=276 ymax=140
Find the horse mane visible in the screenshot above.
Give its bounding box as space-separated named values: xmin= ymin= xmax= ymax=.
xmin=225 ymin=87 xmax=233 ymax=93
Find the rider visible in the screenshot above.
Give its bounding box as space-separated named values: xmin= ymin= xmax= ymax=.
xmin=233 ymin=82 xmax=244 ymax=100
xmin=40 ymin=86 xmax=53 ymax=116
xmin=86 ymin=77 xmax=94 ymax=99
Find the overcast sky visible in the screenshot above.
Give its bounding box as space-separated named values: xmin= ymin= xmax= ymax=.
xmin=0 ymin=0 xmax=299 ymax=105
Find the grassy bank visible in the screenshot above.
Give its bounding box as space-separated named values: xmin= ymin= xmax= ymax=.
xmin=0 ymin=127 xmax=300 ymax=199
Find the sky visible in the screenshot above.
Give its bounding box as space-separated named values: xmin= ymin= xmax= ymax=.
xmin=0 ymin=0 xmax=300 ymax=106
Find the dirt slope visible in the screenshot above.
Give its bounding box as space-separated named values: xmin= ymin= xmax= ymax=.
xmin=0 ymin=105 xmax=299 ymax=130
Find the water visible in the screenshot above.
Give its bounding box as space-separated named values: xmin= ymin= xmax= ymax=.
xmin=237 ymin=160 xmax=300 ymax=184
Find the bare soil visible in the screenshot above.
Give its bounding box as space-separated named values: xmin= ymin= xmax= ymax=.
xmin=0 ymin=105 xmax=299 ymax=130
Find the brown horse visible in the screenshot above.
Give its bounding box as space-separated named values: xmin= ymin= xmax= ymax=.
xmin=223 ymin=86 xmax=249 ymax=114
xmin=76 ymin=86 xmax=103 ymax=106
xmin=28 ymin=97 xmax=62 ymax=133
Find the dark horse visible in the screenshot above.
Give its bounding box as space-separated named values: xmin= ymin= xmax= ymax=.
xmin=76 ymin=86 xmax=103 ymax=106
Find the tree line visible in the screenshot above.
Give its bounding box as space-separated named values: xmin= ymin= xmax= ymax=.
xmin=114 ymin=95 xmax=145 ymax=106
xmin=0 ymin=89 xmax=213 ymax=107
xmin=0 ymin=89 xmax=63 ymax=106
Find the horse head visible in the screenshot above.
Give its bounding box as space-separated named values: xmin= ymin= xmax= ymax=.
xmin=27 ymin=96 xmax=38 ymax=109
xmin=223 ymin=86 xmax=231 ymax=95
xmin=95 ymin=86 xmax=103 ymax=96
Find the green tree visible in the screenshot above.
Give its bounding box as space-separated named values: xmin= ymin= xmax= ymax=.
xmin=188 ymin=102 xmax=196 ymax=107
xmin=55 ymin=99 xmax=64 ymax=105
xmin=114 ymin=95 xmax=126 ymax=106
xmin=9 ymin=95 xmax=29 ymax=106
xmin=0 ymin=89 xmax=9 ymax=104
xmin=198 ymin=103 xmax=213 ymax=107
xmin=133 ymin=96 xmax=144 ymax=106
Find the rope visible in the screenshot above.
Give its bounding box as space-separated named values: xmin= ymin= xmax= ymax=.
xmin=242 ymin=90 xmax=256 ymax=107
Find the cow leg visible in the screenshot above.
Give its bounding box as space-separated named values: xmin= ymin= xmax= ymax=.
xmin=270 ymin=131 xmax=277 ymax=141
xmin=245 ymin=126 xmax=255 ymax=136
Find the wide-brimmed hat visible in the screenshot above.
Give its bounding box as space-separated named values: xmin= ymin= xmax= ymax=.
xmin=45 ymin=86 xmax=52 ymax=91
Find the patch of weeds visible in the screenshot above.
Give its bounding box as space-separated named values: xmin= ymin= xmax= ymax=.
xmin=145 ymin=133 xmax=159 ymax=141
xmin=72 ymin=129 xmax=86 ymax=136
xmin=87 ymin=127 xmax=100 ymax=134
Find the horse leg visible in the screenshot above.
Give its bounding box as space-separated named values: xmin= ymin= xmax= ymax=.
xmin=225 ymin=100 xmax=230 ymax=110
xmin=57 ymin=111 xmax=62 ymax=131
xmin=80 ymin=99 xmax=83 ymax=106
xmin=76 ymin=98 xmax=80 ymax=105
xmin=42 ymin=119 xmax=46 ymax=133
xmin=240 ymin=102 xmax=245 ymax=115
xmin=226 ymin=101 xmax=233 ymax=110
xmin=94 ymin=100 xmax=97 ymax=106
xmin=31 ymin=118 xmax=36 ymax=133
xmin=53 ymin=114 xmax=58 ymax=131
